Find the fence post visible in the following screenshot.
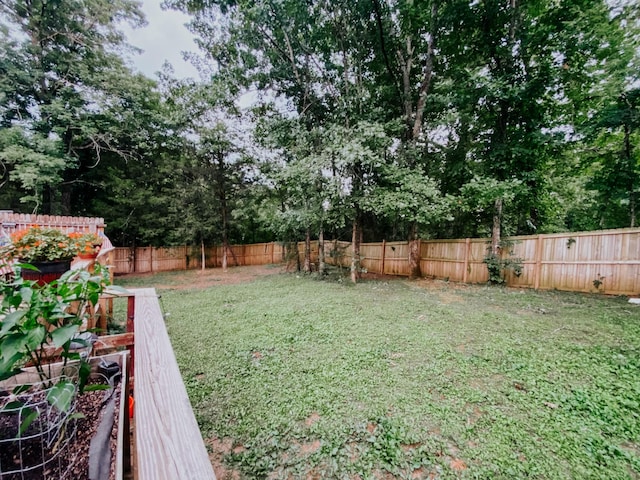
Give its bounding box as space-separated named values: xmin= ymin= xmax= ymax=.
xmin=463 ymin=238 xmax=470 ymax=283
xmin=381 ymin=240 xmax=386 ymax=275
xmin=416 ymin=239 xmax=421 ymax=277
xmin=534 ymin=234 xmax=543 ymax=290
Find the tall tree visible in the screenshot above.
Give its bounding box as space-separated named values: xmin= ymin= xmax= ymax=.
xmin=0 ymin=0 xmax=145 ymax=213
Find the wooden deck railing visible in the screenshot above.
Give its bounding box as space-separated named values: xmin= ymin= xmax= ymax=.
xmin=94 ymin=288 xmax=215 ymax=479
xmin=131 ymin=288 xmax=216 ymax=479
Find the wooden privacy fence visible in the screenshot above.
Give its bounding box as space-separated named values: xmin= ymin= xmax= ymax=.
xmin=322 ymin=229 xmax=640 ymax=295
xmin=111 ymin=228 xmax=640 ymax=296
xmin=0 ymin=211 xmax=105 ymax=235
xmin=112 ymin=242 xmax=286 ymax=274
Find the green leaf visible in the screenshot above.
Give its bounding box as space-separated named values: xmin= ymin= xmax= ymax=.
xmin=1 ymin=400 xmax=25 ymax=413
xmin=104 ymin=285 xmax=130 ymax=295
xmin=1 ymin=333 xmax=29 ymax=360
xmin=78 ymin=360 xmax=91 ymax=393
xmin=19 ymin=287 xmax=33 ymax=304
xmin=24 ymin=325 xmax=46 ymax=351
xmin=0 ymin=355 xmax=23 ymax=381
xmin=17 ymin=263 xmax=40 ymax=271
xmin=18 ymin=407 xmax=39 ymax=438
xmin=0 ymin=310 xmax=27 ymax=336
xmin=83 ymin=384 xmax=111 ymax=392
xmin=47 ymin=381 xmax=76 ymax=412
xmin=64 ymin=352 xmax=81 ymax=361
xmin=12 ymin=384 xmax=31 ymax=395
xmin=51 ymin=324 xmax=79 ymax=348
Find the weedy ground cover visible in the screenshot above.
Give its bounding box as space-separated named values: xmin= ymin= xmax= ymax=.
xmin=117 ymin=268 xmax=640 ymax=479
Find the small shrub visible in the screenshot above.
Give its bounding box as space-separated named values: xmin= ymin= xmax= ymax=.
xmin=484 ymin=241 xmax=523 ymax=285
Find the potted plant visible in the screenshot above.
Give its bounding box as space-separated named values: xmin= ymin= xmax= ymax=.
xmin=70 ymin=232 xmax=103 ymax=260
xmin=0 ymin=264 xmax=127 ymax=479
xmin=0 ymin=227 xmax=81 ymax=285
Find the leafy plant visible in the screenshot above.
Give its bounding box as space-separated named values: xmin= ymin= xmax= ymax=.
xmin=484 ymin=241 xmax=523 ymax=284
xmin=69 ymin=232 xmax=103 ymax=257
xmin=0 ymin=263 xmax=126 ymax=434
xmin=0 ymin=227 xmax=81 ymax=263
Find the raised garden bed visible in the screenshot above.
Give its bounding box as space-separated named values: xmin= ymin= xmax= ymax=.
xmin=0 ymin=352 xmax=130 ymax=480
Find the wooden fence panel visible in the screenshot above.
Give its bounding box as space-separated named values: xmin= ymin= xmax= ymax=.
xmin=206 ymin=246 xmax=220 ymax=268
xmin=274 ymin=243 xmax=285 ymax=263
xmin=503 ymin=236 xmax=538 ymax=288
xmin=134 ymin=247 xmax=152 ymax=273
xmin=0 ymin=212 xmax=105 ymax=235
xmin=325 ymin=240 xmax=352 ymax=268
xmin=534 ymin=230 xmax=640 ymax=294
xmin=382 ymin=242 xmax=409 ymax=276
xmin=295 ymin=241 xmax=320 ymax=266
xmin=465 ymin=240 xmax=489 ymax=283
xmin=360 ymin=243 xmax=383 ymax=273
xmin=420 ymin=239 xmax=466 ymax=281
xmin=152 ymin=246 xmax=187 ymax=272
xmin=244 ymin=243 xmax=276 ymax=265
xmin=112 ymin=248 xmax=134 ymax=274
xmin=185 ymin=246 xmax=202 ymax=270
xmin=498 ymin=229 xmax=640 ymax=294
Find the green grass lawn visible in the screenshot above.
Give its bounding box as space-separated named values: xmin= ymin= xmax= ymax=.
xmin=117 ymin=269 xmax=640 ymax=479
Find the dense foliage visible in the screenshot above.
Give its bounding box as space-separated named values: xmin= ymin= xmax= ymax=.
xmin=0 ymin=1 xmax=638 ymax=262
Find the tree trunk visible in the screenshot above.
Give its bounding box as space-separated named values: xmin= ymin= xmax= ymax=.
xmin=350 ymin=217 xmax=361 ymax=284
xmin=201 ymin=238 xmax=205 ymax=271
xmin=491 ymin=197 xmax=503 ymax=256
xmin=411 ymin=1 xmax=438 ymax=140
xmin=293 ymin=241 xmax=301 ymax=272
xmin=303 ymin=228 xmax=311 ymax=273
xmin=318 ymin=228 xmax=325 ymax=275
xmin=624 ymin=122 xmax=636 ymax=227
xmin=408 ymin=222 xmax=421 ymax=279
xmin=222 ymin=241 xmax=228 ymax=271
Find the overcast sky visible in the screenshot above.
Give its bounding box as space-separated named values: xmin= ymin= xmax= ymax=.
xmin=121 ymin=0 xmax=200 ymax=79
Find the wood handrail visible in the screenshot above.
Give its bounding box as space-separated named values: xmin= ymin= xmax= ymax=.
xmin=130 ymin=288 xmax=216 ymax=480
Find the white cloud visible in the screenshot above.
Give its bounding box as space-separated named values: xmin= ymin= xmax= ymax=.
xmin=121 ymin=0 xmax=199 ymax=79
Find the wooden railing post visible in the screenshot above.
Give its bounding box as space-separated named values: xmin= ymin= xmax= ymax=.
xmin=127 ymin=295 xmax=135 ymax=377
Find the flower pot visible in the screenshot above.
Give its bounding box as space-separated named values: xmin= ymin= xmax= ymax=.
xmin=78 ymin=253 xmax=99 ymax=260
xmin=21 ymin=259 xmax=72 ymax=286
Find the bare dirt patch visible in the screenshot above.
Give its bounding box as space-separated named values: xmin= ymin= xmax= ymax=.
xmin=120 ymin=264 xmax=285 ymax=290
xmin=300 ymin=440 xmax=322 ymax=455
xmin=411 ymin=277 xmax=470 ymax=290
xmin=206 ymin=437 xmax=242 ymax=480
xmin=304 ymin=412 xmax=321 ymax=428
